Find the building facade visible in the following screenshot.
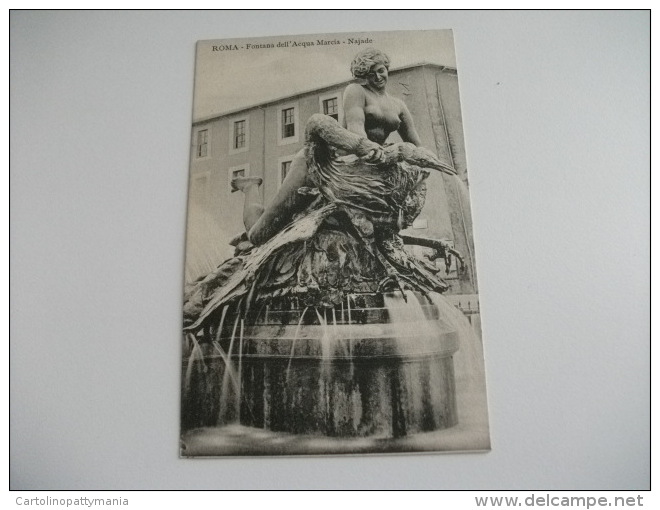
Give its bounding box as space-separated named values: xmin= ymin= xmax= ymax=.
xmin=186 ymin=63 xmax=478 ymax=296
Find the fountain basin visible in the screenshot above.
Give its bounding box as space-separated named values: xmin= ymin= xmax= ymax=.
xmin=182 ymin=295 xmax=460 ymax=438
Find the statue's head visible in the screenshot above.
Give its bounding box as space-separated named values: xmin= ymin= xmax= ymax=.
xmin=350 ymin=48 xmax=391 ymax=80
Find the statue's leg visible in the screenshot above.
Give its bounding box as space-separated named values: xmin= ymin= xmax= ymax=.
xmin=247 ymin=149 xmax=316 ymax=246
xmin=243 ymin=115 xmax=379 ymax=246
xmin=231 ymin=177 xmax=264 ymax=232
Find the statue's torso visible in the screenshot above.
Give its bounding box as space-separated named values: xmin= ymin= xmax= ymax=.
xmin=344 ymin=87 xmax=403 ymax=145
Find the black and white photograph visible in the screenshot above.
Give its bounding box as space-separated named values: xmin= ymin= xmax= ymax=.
xmin=181 ymin=30 xmax=491 ymax=456
xmin=10 ymin=10 xmax=649 ymax=490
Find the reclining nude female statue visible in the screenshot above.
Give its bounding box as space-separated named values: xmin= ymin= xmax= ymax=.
xmin=184 ymin=49 xmax=460 ymax=330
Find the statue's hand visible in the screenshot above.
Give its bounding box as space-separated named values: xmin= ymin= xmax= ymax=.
xmin=364 ymin=147 xmax=386 ymax=164
xmin=355 ymin=137 xmax=385 ymax=163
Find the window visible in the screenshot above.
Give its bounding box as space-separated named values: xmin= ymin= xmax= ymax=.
xmin=277 ymin=103 xmax=299 ymax=145
xmin=196 ymin=129 xmax=208 ymax=158
xmin=277 ymin=156 xmax=295 ymax=189
xmin=319 ymin=93 xmax=342 ymax=125
xmin=229 ymin=116 xmax=249 ymax=154
xmin=233 ymin=120 xmax=246 ymax=149
xmin=231 ymin=168 xmax=245 ymax=179
xmin=322 ymin=98 xmax=339 ymax=121
xmin=282 ymin=108 xmax=295 ymax=138
xmin=281 ymin=160 xmax=291 ymax=184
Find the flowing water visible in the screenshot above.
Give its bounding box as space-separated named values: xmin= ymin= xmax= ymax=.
xmin=383 ymin=291 xmax=439 ymax=355
xmin=217 ymin=300 xmax=243 ymax=424
xmin=184 ymin=333 xmax=205 ymax=393
xmin=286 ymin=306 xmax=309 ymax=381
xmin=428 ymin=292 xmax=489 ymax=429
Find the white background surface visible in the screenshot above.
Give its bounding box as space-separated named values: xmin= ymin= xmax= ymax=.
xmin=9 ymin=10 xmax=650 ymax=489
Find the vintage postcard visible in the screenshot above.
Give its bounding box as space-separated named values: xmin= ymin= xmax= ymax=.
xmin=181 ymin=30 xmax=490 ymax=456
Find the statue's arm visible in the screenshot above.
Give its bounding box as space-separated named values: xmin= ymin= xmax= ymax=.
xmin=342 ymin=84 xmax=369 ymax=139
xmin=305 ymin=114 xmax=381 ymax=159
xmin=398 ymin=102 xmax=423 ymax=147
